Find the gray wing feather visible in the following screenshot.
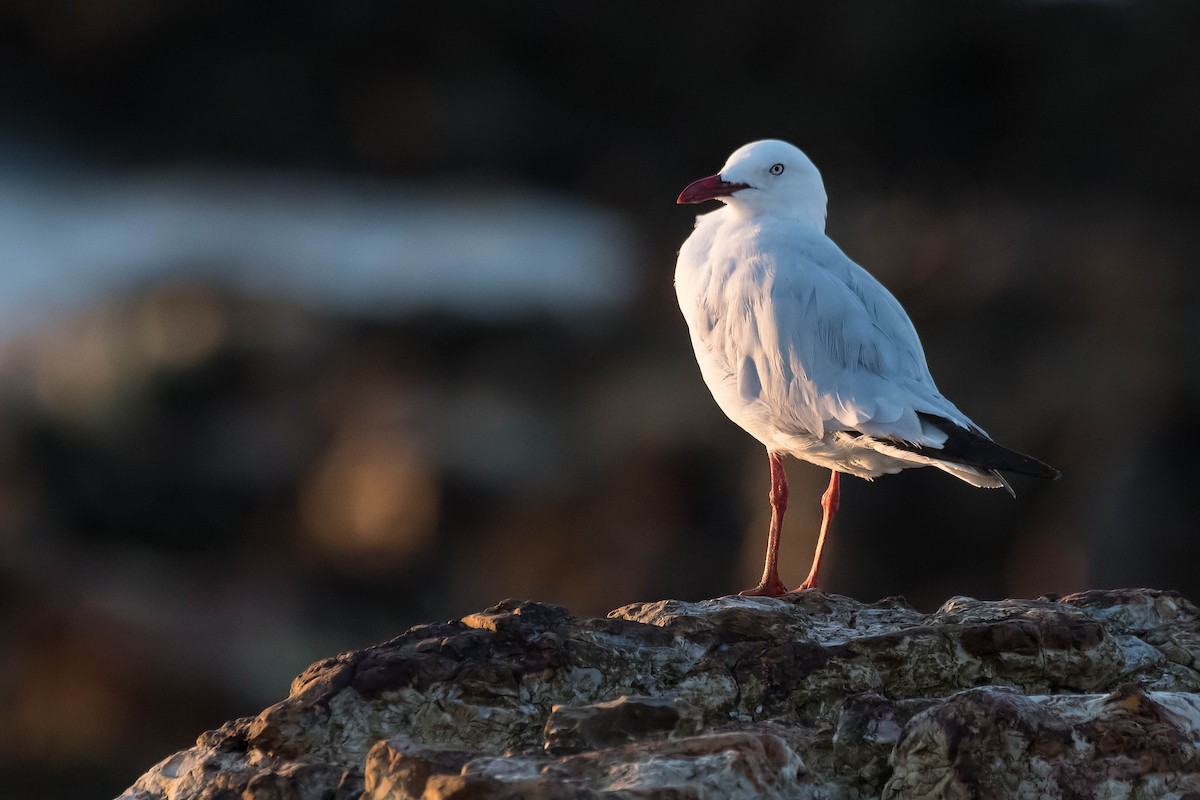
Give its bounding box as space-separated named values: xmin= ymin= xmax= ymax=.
xmin=727 ymin=228 xmax=974 ymax=443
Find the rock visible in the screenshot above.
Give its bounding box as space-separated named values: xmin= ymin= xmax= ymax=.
xmin=543 ymin=695 xmax=701 ymax=754
xmin=120 ymin=590 xmax=1200 ymax=800
xmin=886 ymin=685 xmax=1200 ymax=799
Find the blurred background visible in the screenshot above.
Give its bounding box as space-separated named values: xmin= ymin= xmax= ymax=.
xmin=0 ymin=1 xmax=1197 ymax=796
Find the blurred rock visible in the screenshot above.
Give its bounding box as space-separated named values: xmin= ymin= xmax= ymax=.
xmin=122 ymin=588 xmax=1200 ymax=799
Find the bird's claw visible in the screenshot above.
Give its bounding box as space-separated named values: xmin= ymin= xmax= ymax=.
xmin=738 ymin=579 xmax=789 ymax=598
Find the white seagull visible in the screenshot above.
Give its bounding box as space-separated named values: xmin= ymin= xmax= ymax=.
xmin=675 ymin=139 xmax=1059 ymax=597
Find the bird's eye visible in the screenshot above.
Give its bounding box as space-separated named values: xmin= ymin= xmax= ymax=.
xmin=769 ymin=163 xmax=785 ymax=176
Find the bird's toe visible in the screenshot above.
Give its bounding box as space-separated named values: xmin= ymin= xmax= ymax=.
xmin=738 ymin=579 xmax=789 ymax=598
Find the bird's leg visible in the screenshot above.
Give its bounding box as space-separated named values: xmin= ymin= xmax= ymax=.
xmin=739 ymin=452 xmax=789 ymax=597
xmin=796 ymin=470 xmax=840 ymax=591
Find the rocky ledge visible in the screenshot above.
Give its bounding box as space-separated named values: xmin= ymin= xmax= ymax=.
xmin=120 ymin=589 xmax=1200 ymax=799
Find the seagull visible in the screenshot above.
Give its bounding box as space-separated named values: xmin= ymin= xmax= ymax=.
xmin=675 ymin=139 xmax=1060 ymax=597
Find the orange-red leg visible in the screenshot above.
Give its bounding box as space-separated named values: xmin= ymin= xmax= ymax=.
xmin=739 ymin=452 xmax=789 ymax=597
xmin=796 ymin=470 xmax=840 ymax=591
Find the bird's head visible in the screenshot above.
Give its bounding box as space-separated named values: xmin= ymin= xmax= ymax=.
xmin=677 ymin=139 xmax=827 ymax=229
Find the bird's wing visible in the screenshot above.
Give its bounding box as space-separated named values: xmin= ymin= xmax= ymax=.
xmin=712 ymin=225 xmax=974 ymax=443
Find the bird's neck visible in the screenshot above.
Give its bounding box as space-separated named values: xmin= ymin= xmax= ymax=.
xmin=727 ymin=200 xmax=827 ymax=232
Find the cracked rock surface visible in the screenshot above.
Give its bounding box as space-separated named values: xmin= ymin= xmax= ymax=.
xmin=120 ymin=588 xmax=1200 ymax=799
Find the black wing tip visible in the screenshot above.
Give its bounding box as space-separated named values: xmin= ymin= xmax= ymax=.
xmin=996 ymin=450 xmax=1062 ymax=481
xmin=916 ymin=413 xmax=1062 ymax=481
xmin=1022 ymin=461 xmax=1062 ymax=481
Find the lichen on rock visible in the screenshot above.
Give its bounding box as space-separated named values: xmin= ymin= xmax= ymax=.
xmin=120 ymin=588 xmax=1200 ymax=799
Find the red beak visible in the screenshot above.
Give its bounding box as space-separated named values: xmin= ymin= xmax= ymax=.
xmin=677 ymin=174 xmax=751 ymax=204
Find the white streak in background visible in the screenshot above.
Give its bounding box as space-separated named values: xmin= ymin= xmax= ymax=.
xmin=0 ymin=154 xmax=639 ymax=339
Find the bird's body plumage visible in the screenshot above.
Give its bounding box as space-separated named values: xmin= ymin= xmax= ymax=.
xmin=675 ymin=202 xmax=1007 ymax=489
xmin=674 ymin=139 xmax=1058 ymax=595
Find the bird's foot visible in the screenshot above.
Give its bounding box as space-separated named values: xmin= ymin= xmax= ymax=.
xmin=738 ymin=578 xmax=789 ymax=598
xmin=793 ymin=578 xmax=819 ymax=592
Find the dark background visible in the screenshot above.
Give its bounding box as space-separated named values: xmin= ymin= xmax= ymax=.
xmin=1 ymin=2 xmax=1198 ymax=797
